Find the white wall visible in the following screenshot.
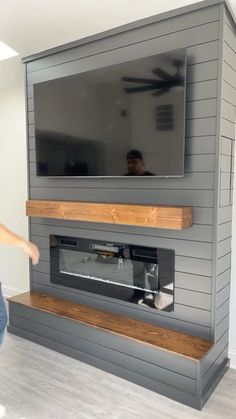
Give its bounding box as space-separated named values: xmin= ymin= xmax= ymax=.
xmin=0 ymin=59 xmax=29 ymax=297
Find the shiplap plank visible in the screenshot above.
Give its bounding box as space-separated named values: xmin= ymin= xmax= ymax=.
xmin=31 ymin=223 xmax=213 ymax=247
xmin=186 ymin=99 xmax=217 ymax=119
xmin=215 ymin=299 xmax=230 ymax=325
xmin=29 ymin=188 xmax=214 ymax=208
xmin=187 ymin=60 xmax=218 ymax=84
xmin=201 ymin=330 xmax=228 ymax=375
xmin=221 ymin=118 xmax=235 ymax=139
xmin=26 ymin=6 xmax=220 ymax=73
xmin=224 ymin=23 xmax=236 ymax=54
xmin=29 ymin=172 xmax=215 ymax=191
xmin=223 ymin=41 xmax=236 ymax=71
xmin=215 ymin=316 xmax=229 ymax=342
xmin=216 ymin=284 xmax=231 ymax=309
xmin=220 ymin=189 xmax=230 ymax=207
xmin=220 ymin=172 xmax=231 ymax=189
xmin=175 ymin=256 xmax=212 ymax=277
xmin=221 ymin=137 xmax=233 ymax=156
xmin=217 ymin=253 xmax=231 ymax=276
xmin=216 ymin=268 xmax=231 ymax=292
xmin=218 ymin=221 xmax=232 ymax=241
xmin=221 ymin=99 xmax=236 ymax=122
xmin=223 ymin=61 xmax=236 ymax=90
xmin=202 ymin=344 xmax=228 ymax=390
xmin=185 ymin=117 xmax=216 ymax=137
xmin=225 ymin=8 xmax=236 ymax=32
xmin=222 ymin=80 xmax=236 ymax=106
xmin=187 ymin=40 xmax=218 ymax=64
xmin=217 ymin=237 xmax=231 ymax=258
xmin=174 ymin=288 xmax=211 ymax=310
xmin=175 ymin=272 xmax=211 ymax=294
xmin=218 ymin=205 xmax=232 ymax=224
xmin=220 ymin=154 xmax=231 ymax=172
xmin=27 ymin=22 xmax=219 ymax=86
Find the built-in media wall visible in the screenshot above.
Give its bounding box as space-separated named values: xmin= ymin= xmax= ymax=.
xmin=25 ymin=1 xmax=235 ymax=347
xmin=6 ymin=0 xmax=235 ymax=409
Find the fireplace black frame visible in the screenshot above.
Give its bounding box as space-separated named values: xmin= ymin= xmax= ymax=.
xmin=50 ymin=235 xmax=175 ymax=311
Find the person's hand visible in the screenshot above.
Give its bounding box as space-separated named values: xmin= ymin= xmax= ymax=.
xmin=21 ymin=241 xmax=40 ymax=265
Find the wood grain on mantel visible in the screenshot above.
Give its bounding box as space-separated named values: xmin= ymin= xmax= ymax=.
xmin=26 ymin=200 xmax=192 ymax=230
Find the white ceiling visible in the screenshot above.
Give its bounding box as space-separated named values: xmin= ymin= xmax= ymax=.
xmin=0 ymin=0 xmax=235 ymax=90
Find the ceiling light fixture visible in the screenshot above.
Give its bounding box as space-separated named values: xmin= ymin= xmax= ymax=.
xmin=0 ymin=41 xmax=18 ymax=61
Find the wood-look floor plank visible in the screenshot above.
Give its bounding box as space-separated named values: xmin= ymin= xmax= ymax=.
xmin=0 ymin=333 xmax=235 ymax=419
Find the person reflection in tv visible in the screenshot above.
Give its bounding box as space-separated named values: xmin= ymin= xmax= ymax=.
xmin=125 ymin=150 xmax=154 ymax=176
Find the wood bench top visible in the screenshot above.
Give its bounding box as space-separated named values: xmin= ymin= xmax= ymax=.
xmin=8 ymin=291 xmax=212 ymax=361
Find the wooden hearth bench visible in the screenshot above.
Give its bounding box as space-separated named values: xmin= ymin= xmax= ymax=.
xmin=7 ymin=292 xmax=229 ymax=410
xmin=8 ymin=291 xmax=211 ymax=360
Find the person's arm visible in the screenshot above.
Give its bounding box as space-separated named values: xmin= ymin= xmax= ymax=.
xmin=0 ymin=224 xmax=40 ymax=265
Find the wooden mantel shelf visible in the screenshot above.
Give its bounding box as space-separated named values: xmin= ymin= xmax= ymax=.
xmin=26 ymin=200 xmax=192 ymax=230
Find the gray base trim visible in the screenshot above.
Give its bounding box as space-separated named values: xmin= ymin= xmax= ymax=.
xmin=202 ymin=357 xmax=230 ymax=408
xmin=7 ymin=324 xmax=227 ymax=411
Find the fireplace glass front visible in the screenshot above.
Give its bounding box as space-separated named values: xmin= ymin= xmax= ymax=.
xmin=50 ymin=235 xmax=175 ymax=312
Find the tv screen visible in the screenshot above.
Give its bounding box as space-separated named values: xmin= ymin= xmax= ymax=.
xmin=34 ymin=48 xmax=186 ymax=177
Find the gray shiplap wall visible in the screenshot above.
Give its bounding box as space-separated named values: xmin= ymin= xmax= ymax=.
xmin=214 ymin=6 xmax=236 ymax=347
xmin=24 ymin=2 xmax=233 ymax=342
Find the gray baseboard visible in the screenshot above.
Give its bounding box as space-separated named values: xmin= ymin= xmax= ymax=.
xmin=201 ymin=358 xmax=230 ymax=409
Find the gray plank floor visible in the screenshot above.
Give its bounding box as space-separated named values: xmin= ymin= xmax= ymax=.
xmin=0 ymin=333 xmax=235 ymax=419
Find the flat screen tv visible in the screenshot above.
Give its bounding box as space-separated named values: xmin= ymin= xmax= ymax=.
xmin=34 ymin=48 xmax=186 ymax=177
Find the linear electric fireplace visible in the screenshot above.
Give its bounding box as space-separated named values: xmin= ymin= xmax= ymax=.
xmin=50 ymin=235 xmax=175 ymax=312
